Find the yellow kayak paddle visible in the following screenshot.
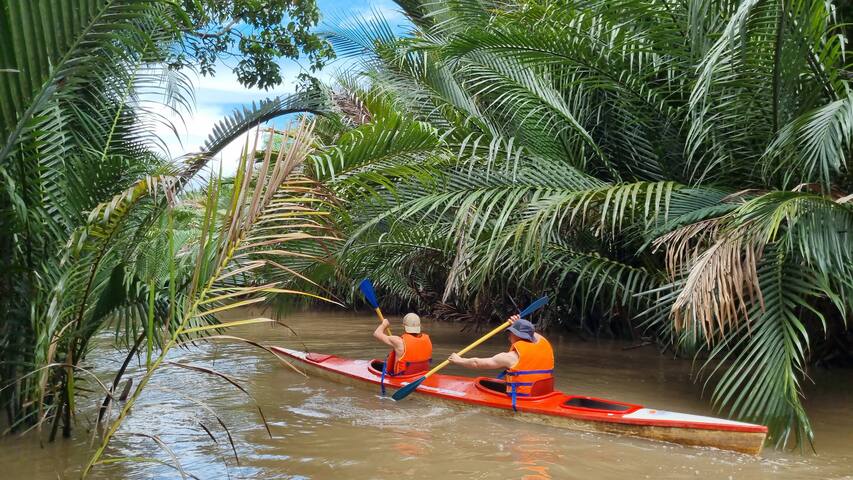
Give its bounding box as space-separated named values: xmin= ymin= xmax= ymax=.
xmin=392 ymin=296 xmax=549 ymax=401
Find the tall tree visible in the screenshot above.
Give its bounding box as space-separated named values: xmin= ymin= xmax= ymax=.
xmin=173 ymin=0 xmax=335 ymax=88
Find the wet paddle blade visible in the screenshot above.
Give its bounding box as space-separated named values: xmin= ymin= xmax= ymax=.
xmin=519 ymin=296 xmax=548 ymax=318
xmin=358 ymin=278 xmax=379 ymax=308
xmin=392 ymin=376 xmax=425 ymax=401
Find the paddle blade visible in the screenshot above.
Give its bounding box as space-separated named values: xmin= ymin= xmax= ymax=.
xmin=519 ymin=296 xmax=549 ymax=318
xmin=358 ymin=278 xmax=379 ymax=308
xmin=392 ymin=376 xmax=425 ymax=401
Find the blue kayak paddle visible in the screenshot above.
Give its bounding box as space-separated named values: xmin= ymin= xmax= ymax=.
xmin=391 ymin=296 xmax=549 ymax=401
xmin=359 ymin=278 xmax=391 ymax=335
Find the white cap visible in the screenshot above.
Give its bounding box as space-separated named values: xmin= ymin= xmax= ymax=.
xmin=402 ymin=313 xmax=421 ymax=334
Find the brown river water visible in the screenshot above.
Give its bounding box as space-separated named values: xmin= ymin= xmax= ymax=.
xmin=1 ymin=311 xmax=851 ymax=479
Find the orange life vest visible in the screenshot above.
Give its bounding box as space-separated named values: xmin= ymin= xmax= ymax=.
xmin=387 ymin=333 xmax=432 ymax=375
xmin=503 ymin=335 xmax=555 ymax=409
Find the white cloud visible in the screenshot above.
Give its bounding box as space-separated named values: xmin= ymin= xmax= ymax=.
xmin=192 ymin=63 xmax=305 ymax=103
xmin=152 ymin=63 xmax=314 ymax=178
xmin=152 ymin=102 xmax=302 ymax=180
xmin=156 ymin=104 xmax=242 ymax=176
xmin=147 ymin=0 xmax=410 ymax=179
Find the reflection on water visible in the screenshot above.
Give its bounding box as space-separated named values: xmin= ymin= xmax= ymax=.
xmin=512 ymin=433 xmax=555 ymax=479
xmin=0 ymin=310 xmax=851 ymax=479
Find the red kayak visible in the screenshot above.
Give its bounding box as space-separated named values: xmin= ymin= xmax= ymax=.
xmin=270 ymin=347 xmax=767 ymax=455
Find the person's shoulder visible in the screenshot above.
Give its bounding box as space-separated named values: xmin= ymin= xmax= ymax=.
xmin=498 ymin=350 xmax=519 ymax=361
xmin=499 ymin=349 xmax=519 ymax=368
xmin=534 ymin=333 xmax=553 ymax=347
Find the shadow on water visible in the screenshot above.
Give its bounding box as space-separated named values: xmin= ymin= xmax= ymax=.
xmin=0 ymin=310 xmax=851 ymax=479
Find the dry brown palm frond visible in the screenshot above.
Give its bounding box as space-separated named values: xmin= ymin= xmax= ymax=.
xmin=654 ymin=218 xmax=721 ymax=281
xmin=331 ymin=88 xmax=373 ymax=126
xmin=654 ymin=220 xmax=765 ymax=342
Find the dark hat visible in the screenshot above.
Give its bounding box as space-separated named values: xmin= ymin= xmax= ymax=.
xmin=507 ymin=319 xmax=536 ymax=342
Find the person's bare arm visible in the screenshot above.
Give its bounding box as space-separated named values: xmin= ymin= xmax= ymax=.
xmin=373 ymin=318 xmax=404 ymax=356
xmin=448 ymin=351 xmax=517 ymax=370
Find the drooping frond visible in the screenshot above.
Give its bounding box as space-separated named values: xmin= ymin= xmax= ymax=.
xmin=763 ymin=93 xmax=853 ymax=190
xmin=86 ymin=119 xmax=342 ymax=474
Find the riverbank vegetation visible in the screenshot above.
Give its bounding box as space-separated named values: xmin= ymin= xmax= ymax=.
xmin=1 ymin=0 xmax=851 ymax=471
xmin=0 ymin=0 xmax=331 ymax=447
xmin=304 ymin=0 xmax=853 ymax=448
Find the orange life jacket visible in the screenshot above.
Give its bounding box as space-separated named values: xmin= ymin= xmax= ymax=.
xmin=387 ymin=333 xmax=432 ymax=375
xmin=503 ymin=335 xmax=555 ymax=409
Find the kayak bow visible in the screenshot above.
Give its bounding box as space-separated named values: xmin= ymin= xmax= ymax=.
xmin=270 ymin=347 xmax=767 ymax=455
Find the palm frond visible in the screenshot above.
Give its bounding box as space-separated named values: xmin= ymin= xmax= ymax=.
xmin=86 ymin=120 xmax=341 ymax=475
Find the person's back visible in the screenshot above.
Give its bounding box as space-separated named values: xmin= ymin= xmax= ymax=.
xmin=373 ymin=313 xmax=432 ymax=376
xmin=447 ymin=316 xmax=554 ymax=409
xmin=505 ymin=332 xmax=554 ymax=397
xmin=388 ymin=329 xmax=432 ymax=375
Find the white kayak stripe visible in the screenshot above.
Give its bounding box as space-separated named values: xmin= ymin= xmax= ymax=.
xmin=622 ymin=408 xmax=756 ymax=427
xmin=399 ymin=382 xmax=467 ymax=397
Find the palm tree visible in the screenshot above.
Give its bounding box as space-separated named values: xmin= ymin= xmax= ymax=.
xmin=84 ymin=120 xmax=342 ymax=475
xmin=0 ymin=0 xmax=329 ymax=437
xmin=307 ymin=0 xmax=852 ymax=448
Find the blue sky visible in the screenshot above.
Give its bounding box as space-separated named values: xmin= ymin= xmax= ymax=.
xmin=154 ymin=0 xmax=409 ymax=176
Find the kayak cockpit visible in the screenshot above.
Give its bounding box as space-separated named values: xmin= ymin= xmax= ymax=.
xmin=366 ymin=359 xmax=425 ymax=380
xmin=474 ymin=377 xmax=561 ymax=400
xmin=561 ymin=396 xmax=641 ymax=414
xmin=476 ymin=378 xmax=507 ymax=394
xmin=476 ymin=378 xmax=640 ymax=414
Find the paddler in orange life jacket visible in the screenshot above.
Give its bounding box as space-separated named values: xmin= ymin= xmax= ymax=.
xmin=448 ymin=314 xmax=554 ymax=411
xmin=373 ymin=313 xmax=433 ymax=377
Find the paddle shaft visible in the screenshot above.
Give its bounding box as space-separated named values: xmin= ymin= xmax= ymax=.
xmin=419 ymin=320 xmax=512 ymax=381
xmin=374 ymin=307 xmax=392 ymax=336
